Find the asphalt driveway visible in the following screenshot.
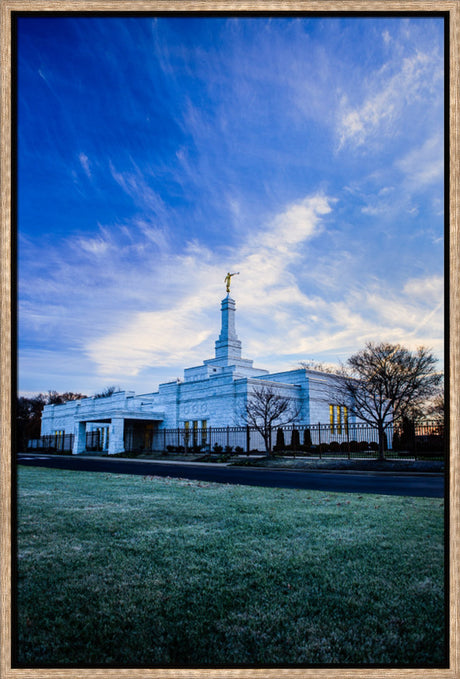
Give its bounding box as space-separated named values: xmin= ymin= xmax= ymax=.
xmin=16 ymin=453 xmax=444 ymax=498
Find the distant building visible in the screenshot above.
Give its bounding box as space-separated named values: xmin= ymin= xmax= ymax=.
xmin=41 ymin=293 xmax=353 ymax=454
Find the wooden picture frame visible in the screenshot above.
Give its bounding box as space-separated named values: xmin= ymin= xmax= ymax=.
xmin=1 ymin=3 xmax=458 ymax=678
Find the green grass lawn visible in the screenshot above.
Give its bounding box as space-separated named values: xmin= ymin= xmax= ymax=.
xmin=15 ymin=466 xmax=445 ymax=667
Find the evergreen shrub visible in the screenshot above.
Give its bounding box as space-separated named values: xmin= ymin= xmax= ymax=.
xmin=275 ymin=428 xmax=285 ymax=452
xmin=291 ymin=429 xmax=300 ymax=450
xmin=303 ymin=428 xmax=312 ymax=451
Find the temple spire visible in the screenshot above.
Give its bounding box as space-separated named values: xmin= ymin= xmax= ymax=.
xmin=214 ymin=295 xmax=242 ymax=362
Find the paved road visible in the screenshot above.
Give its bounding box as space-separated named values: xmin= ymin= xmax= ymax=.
xmin=17 ymin=453 xmax=444 ymax=498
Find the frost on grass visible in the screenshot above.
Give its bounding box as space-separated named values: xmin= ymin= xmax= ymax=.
xmin=16 ymin=467 xmax=445 ymax=666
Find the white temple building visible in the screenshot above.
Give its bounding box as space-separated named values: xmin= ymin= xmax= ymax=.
xmin=40 ymin=292 xmax=351 ymax=455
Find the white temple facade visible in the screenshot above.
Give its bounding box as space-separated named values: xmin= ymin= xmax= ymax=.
xmin=41 ymin=293 xmax=352 ymax=455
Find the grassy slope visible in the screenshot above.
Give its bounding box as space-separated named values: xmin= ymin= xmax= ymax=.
xmin=15 ymin=467 xmax=445 ymax=667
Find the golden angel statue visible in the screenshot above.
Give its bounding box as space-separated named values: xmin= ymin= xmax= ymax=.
xmin=225 ymin=271 xmax=240 ymax=293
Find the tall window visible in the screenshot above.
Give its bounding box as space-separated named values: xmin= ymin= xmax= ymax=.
xmin=201 ymin=420 xmax=208 ymax=446
xmin=193 ymin=420 xmax=198 ymax=445
xmin=330 ymin=405 xmax=348 ymax=434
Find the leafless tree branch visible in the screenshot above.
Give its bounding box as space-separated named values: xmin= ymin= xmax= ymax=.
xmin=242 ymin=384 xmax=300 ymax=456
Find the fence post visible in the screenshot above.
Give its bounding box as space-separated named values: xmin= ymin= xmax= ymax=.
xmin=318 ymin=423 xmax=322 ymax=459
xmin=246 ymin=426 xmax=250 ymax=455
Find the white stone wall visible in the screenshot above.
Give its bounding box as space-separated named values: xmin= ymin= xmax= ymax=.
xmin=256 ymin=370 xmax=309 ymax=423
xmin=41 ymin=390 xmax=167 ymax=435
xmin=307 ymin=374 xmax=337 ymax=424
xmin=245 ymin=377 xmax=303 ymax=425
xmin=306 ymin=371 xmax=370 ymax=426
xmin=174 ymin=375 xmax=243 ymax=428
xmin=40 ymin=369 xmax=356 ymax=438
xmin=41 ymin=401 xmax=80 ymax=435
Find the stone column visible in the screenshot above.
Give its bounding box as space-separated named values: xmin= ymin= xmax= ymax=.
xmin=73 ymin=421 xmax=87 ymax=455
xmin=108 ymin=418 xmax=125 ymax=455
xmin=100 ymin=426 xmax=108 ymax=451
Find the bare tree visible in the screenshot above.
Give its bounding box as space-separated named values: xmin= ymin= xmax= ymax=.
xmin=335 ymin=342 xmax=442 ymax=460
xmin=93 ymin=386 xmax=121 ymax=399
xmin=243 ymin=384 xmax=299 ymax=456
xmin=299 ymin=360 xmax=338 ymax=374
xmin=47 ymin=390 xmax=87 ymax=405
xmin=424 ymin=385 xmax=445 ymax=425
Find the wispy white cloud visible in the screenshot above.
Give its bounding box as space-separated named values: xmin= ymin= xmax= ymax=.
xmin=403 ymin=274 xmax=443 ymax=300
xmin=109 ymin=159 xmax=172 ymax=223
xmin=257 ymin=273 xmax=444 ymax=369
xmin=84 ymin=193 xmax=332 ymax=377
xmin=337 ymin=47 xmax=443 ymax=150
xmin=18 ymin=16 xmax=445 ymax=395
xmin=397 ymin=133 xmax=444 ymax=188
xmin=382 ymin=30 xmax=391 ymax=46
xmin=19 ymin=185 xmax=444 ymax=392
xmin=78 ymin=152 xmax=92 ymax=178
xmin=78 ymin=193 xmax=443 ymax=382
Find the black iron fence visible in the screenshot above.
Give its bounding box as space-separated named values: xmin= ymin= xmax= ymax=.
xmin=26 ymin=431 xmax=102 ymax=453
xmin=26 ymin=421 xmax=445 ymax=459
xmin=27 ymin=433 xmax=75 ymax=453
xmin=150 ymin=421 xmax=445 ymax=459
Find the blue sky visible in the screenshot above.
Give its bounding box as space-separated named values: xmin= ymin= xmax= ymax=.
xmin=17 ymin=15 xmax=445 ymax=396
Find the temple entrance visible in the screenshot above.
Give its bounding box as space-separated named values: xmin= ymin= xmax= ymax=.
xmin=86 ymin=427 xmax=110 ymax=452
xmin=124 ymin=420 xmax=157 ymax=453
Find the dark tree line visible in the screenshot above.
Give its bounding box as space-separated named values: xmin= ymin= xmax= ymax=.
xmin=16 ymin=386 xmax=124 ymax=449
xmin=16 ymin=391 xmax=86 ymax=450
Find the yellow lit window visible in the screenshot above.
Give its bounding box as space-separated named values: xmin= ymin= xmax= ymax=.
xmin=337 ymin=406 xmax=342 ymax=434
xmin=329 ymin=405 xmax=334 ymax=432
